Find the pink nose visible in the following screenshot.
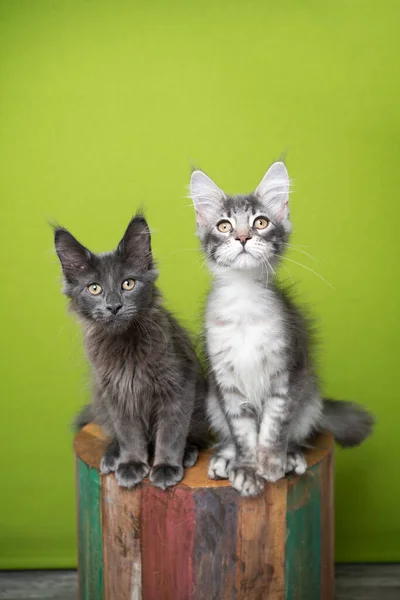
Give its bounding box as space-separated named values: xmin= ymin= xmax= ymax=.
xmin=235 ymin=234 xmax=252 ymax=247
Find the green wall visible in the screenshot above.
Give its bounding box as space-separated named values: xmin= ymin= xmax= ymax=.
xmin=0 ymin=0 xmax=398 ymax=568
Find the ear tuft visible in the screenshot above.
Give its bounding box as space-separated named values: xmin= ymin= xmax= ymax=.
xmin=54 ymin=228 xmax=92 ymax=281
xmin=189 ymin=170 xmax=226 ymax=227
xmin=118 ymin=214 xmax=153 ymax=270
xmin=255 ymin=161 xmax=291 ymax=222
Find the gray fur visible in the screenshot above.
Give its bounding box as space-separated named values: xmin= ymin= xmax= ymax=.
xmin=72 ymin=404 xmax=93 ymax=431
xmin=320 ymin=399 xmax=375 ymax=447
xmin=190 ymin=163 xmax=374 ymax=496
xmin=55 ymin=215 xmax=208 ymax=490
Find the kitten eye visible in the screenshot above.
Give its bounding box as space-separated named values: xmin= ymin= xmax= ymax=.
xmin=122 ymin=278 xmax=135 ymax=291
xmin=217 ymin=220 xmax=233 ymax=233
xmin=88 ymin=283 xmax=102 ymax=295
xmin=253 ymin=217 xmax=269 ymax=230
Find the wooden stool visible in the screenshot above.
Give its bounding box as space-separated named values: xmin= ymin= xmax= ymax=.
xmin=75 ymin=424 xmax=334 ymax=600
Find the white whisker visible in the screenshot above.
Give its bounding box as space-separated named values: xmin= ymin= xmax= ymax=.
xmin=283 ymin=243 xmax=320 ymax=267
xmin=279 ymin=263 xmax=294 ymax=283
xmin=276 ymin=254 xmax=334 ymax=289
xmin=265 ymin=255 xmax=276 ymax=276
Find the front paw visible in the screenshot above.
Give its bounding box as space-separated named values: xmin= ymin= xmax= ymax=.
xmin=100 ymin=441 xmax=120 ymax=474
xmin=208 ymin=455 xmax=231 ymax=480
xmin=150 ymin=464 xmax=184 ymax=490
xmin=256 ymin=446 xmax=286 ymax=482
xmin=115 ymin=461 xmax=150 ymax=488
xmin=183 ymin=445 xmax=199 ymax=468
xmin=229 ymin=465 xmax=264 ymax=497
xmin=286 ymin=449 xmax=307 ymax=475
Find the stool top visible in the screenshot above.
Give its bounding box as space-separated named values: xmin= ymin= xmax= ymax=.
xmin=74 ymin=424 xmax=333 ymax=489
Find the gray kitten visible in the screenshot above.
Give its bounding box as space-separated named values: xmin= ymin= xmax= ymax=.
xmin=55 ymin=215 xmax=208 ymax=490
xmin=190 ymin=162 xmax=374 ymax=497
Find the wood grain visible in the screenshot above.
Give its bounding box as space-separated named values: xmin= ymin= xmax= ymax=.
xmin=141 ymin=486 xmax=195 ymax=600
xmin=74 ymin=425 xmax=108 ymax=470
xmin=193 ymin=487 xmax=239 ymax=600
xmin=320 ymin=450 xmax=335 ymax=600
xmin=236 ymin=480 xmax=287 ymax=600
xmin=77 ymin=459 xmax=103 ymax=600
xmin=101 ymin=476 xmax=142 ymax=600
xmin=285 ymin=464 xmax=322 ymax=600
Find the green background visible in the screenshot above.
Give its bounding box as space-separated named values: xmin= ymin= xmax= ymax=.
xmin=0 ymin=0 xmax=398 ymax=568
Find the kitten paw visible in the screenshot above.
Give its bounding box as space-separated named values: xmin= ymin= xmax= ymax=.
xmin=208 ymin=455 xmax=230 ymax=480
xmin=150 ymin=464 xmax=184 ymax=490
xmin=229 ymin=466 xmax=264 ymax=497
xmin=286 ymin=450 xmax=307 ymax=475
xmin=115 ymin=462 xmax=149 ymax=488
xmin=100 ymin=440 xmax=120 ymax=474
xmin=183 ymin=445 xmax=199 ymax=468
xmin=256 ymin=447 xmax=286 ymax=483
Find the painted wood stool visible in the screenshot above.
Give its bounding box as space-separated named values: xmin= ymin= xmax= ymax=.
xmin=75 ymin=424 xmax=334 ymax=600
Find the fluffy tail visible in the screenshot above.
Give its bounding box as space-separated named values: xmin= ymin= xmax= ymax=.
xmin=319 ymin=399 xmax=375 ymax=447
xmin=72 ymin=404 xmax=93 ymax=432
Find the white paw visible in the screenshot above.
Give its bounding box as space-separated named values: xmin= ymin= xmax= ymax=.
xmin=229 ymin=466 xmax=264 ymax=497
xmin=208 ymin=455 xmax=230 ymax=480
xmin=256 ymin=446 xmax=287 ymax=483
xmin=286 ymin=450 xmax=307 ymax=476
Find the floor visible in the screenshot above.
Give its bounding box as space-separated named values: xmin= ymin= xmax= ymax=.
xmin=0 ymin=565 xmax=399 ymax=599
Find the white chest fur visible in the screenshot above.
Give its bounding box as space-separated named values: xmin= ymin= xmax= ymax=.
xmin=206 ymin=272 xmax=286 ymax=409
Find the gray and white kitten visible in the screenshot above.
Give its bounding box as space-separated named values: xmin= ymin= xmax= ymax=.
xmin=55 ymin=215 xmax=208 ymax=490
xmin=190 ymin=162 xmax=374 ymax=497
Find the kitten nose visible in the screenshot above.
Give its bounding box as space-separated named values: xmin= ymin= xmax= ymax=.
xmin=236 ymin=234 xmax=252 ymax=247
xmin=106 ymin=304 xmax=122 ymax=315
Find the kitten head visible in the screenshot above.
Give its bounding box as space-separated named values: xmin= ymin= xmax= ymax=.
xmin=54 ymin=215 xmax=157 ymax=333
xmin=190 ymin=162 xmax=291 ymax=273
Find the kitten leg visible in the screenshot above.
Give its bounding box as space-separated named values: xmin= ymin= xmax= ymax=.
xmin=225 ymin=408 xmax=264 ymax=497
xmin=257 ymin=387 xmax=293 ymax=483
xmin=209 ymin=386 xmax=263 ymax=495
xmin=100 ymin=438 xmax=120 ymax=474
xmin=183 ymin=444 xmax=199 ymax=468
xmin=183 ymin=376 xmax=209 ymax=470
xmin=150 ymin=391 xmax=192 ymax=490
xmin=114 ymin=420 xmax=150 ymax=489
xmin=207 ymin=391 xmax=236 ymax=479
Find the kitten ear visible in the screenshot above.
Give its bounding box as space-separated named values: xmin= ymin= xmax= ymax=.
xmin=255 ymin=162 xmax=290 ymax=222
xmin=190 ymin=170 xmax=226 ymax=227
xmin=118 ymin=215 xmax=153 ymax=270
xmin=54 ymin=228 xmax=92 ymax=281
